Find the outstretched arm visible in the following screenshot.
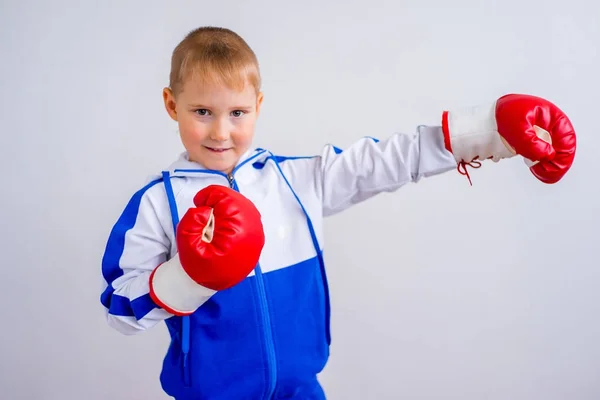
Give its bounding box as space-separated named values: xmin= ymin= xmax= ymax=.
xmin=315 ymin=125 xmax=456 ymax=216
xmin=312 ymin=93 xmax=576 ymax=216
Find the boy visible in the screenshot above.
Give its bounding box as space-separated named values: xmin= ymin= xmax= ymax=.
xmin=100 ymin=26 xmax=576 ymax=399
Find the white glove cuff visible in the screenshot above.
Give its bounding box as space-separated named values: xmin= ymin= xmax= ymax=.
xmin=149 ymin=253 xmax=216 ymax=316
xmin=443 ymin=100 xmax=515 ymax=163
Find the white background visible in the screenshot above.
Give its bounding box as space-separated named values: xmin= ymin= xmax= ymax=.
xmin=1 ymin=0 xmax=599 ymax=399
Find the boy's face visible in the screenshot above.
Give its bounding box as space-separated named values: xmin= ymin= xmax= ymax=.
xmin=163 ymin=78 xmax=263 ymax=174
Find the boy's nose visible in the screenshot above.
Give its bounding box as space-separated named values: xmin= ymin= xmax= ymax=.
xmin=209 ymin=121 xmax=229 ymax=141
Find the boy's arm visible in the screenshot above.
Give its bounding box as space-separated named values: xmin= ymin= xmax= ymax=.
xmin=100 ymin=183 xmax=183 ymax=335
xmin=315 ymin=125 xmax=455 ymax=216
xmin=100 ymin=182 xmax=265 ymax=335
xmin=314 ymin=93 xmax=576 ymax=216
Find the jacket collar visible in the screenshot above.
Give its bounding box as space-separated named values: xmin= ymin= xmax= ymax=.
xmin=165 ymin=147 xmax=269 ymax=178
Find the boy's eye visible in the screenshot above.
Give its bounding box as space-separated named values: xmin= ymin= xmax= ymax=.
xmin=195 ymin=109 xmax=209 ymax=116
xmin=231 ymin=110 xmax=245 ymax=117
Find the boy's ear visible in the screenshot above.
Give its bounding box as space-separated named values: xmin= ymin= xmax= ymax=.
xmin=256 ymin=91 xmax=264 ymax=115
xmin=163 ymin=87 xmax=178 ymax=121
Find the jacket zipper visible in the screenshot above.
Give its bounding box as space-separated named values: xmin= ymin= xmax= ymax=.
xmin=227 ymin=172 xmax=277 ymax=399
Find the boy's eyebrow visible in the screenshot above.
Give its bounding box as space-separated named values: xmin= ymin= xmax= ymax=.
xmin=189 ymin=103 xmax=254 ymax=109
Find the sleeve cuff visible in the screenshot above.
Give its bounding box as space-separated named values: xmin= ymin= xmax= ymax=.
xmin=416 ymin=125 xmax=461 ymax=178
xmin=149 ymin=253 xmax=216 ymax=316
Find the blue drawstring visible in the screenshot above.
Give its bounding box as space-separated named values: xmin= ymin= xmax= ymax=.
xmin=162 ymin=171 xmax=191 ymax=386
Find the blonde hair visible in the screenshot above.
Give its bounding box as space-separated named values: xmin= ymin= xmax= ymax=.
xmin=169 ymin=26 xmax=261 ymax=96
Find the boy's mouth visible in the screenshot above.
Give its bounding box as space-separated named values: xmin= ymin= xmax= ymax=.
xmin=204 ymin=146 xmax=231 ymax=153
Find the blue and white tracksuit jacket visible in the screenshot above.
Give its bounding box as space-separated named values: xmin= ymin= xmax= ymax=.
xmin=100 ymin=125 xmax=457 ymax=399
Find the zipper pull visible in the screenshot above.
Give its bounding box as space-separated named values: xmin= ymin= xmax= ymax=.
xmin=227 ymin=173 xmax=234 ymax=188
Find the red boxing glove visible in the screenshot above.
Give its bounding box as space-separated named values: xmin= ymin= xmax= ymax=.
xmin=442 ymin=93 xmax=577 ymax=183
xmin=149 ymin=185 xmax=265 ymax=316
xmin=177 ymin=185 xmax=265 ymax=290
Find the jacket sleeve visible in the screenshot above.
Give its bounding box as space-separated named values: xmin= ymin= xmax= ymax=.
xmin=100 ymin=179 xmax=174 ymax=335
xmin=315 ymin=125 xmax=458 ymax=216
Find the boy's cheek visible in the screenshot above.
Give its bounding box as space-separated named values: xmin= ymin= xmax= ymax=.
xmin=233 ymin=131 xmax=255 ymax=147
xmin=179 ymin=120 xmax=207 ymax=140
